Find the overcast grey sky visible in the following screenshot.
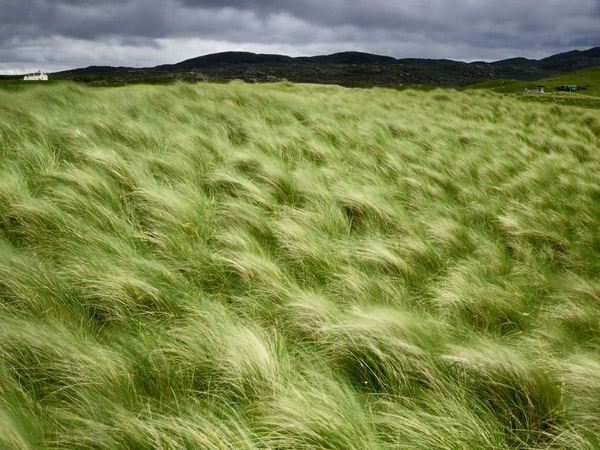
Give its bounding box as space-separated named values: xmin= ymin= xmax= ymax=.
xmin=1 ymin=0 xmax=599 ymax=73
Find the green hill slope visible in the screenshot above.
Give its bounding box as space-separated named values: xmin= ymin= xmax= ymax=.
xmin=543 ymin=66 xmax=600 ymax=95
xmin=465 ymin=66 xmax=600 ymax=96
xmin=1 ymin=82 xmax=600 ymax=449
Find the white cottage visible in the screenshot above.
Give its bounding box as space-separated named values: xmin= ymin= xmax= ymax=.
xmin=24 ymin=71 xmax=48 ymax=81
xmin=524 ymin=87 xmax=544 ymax=94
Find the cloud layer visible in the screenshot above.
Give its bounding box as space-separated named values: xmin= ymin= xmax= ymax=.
xmin=1 ymin=0 xmax=599 ymax=73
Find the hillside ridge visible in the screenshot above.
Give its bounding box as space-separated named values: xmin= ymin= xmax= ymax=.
xmin=52 ymin=46 xmax=600 ymax=87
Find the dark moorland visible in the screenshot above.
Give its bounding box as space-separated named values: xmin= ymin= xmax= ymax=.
xmin=3 ymin=47 xmax=599 ymax=88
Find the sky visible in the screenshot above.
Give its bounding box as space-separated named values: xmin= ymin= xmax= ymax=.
xmin=1 ymin=0 xmax=599 ymax=74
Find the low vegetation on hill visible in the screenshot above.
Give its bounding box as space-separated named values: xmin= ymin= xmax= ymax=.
xmin=3 ymin=47 xmax=595 ymax=88
xmin=1 ymin=82 xmax=600 ymax=449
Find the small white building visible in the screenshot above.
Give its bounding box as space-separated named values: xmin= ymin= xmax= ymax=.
xmin=24 ymin=71 xmax=48 ymax=81
xmin=524 ymin=87 xmax=544 ymax=94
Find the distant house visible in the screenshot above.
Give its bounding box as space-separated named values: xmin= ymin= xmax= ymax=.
xmin=556 ymin=85 xmax=578 ymax=92
xmin=24 ymin=71 xmax=48 ymax=81
xmin=524 ymin=87 xmax=544 ymax=94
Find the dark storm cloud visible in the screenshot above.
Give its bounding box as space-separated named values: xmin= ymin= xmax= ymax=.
xmin=0 ymin=0 xmax=599 ymax=72
xmin=178 ymin=0 xmax=600 ymax=37
xmin=0 ymin=0 xmax=170 ymax=42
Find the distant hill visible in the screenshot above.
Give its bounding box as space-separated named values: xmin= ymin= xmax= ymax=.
xmin=154 ymin=52 xmax=295 ymax=71
xmin=54 ymin=47 xmax=600 ymax=88
xmin=63 ymin=65 xmax=133 ymax=74
xmin=536 ymin=47 xmax=600 ymax=71
xmin=296 ymin=51 xmax=398 ymax=65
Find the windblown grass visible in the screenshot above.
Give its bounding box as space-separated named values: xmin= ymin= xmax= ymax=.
xmin=1 ymin=81 xmax=600 ymax=449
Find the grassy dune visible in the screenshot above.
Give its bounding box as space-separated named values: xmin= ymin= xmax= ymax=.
xmin=1 ymin=81 xmax=600 ymax=449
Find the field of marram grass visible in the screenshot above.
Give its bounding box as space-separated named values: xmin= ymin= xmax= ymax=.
xmin=1 ymin=81 xmax=600 ymax=449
